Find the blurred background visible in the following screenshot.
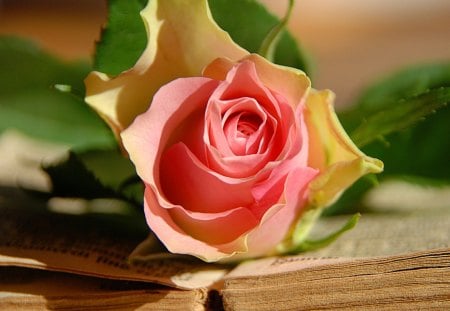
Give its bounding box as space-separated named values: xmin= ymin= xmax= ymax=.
xmin=1 ymin=0 xmax=449 ymax=107
xmin=0 ymin=0 xmax=449 ymax=250
xmin=0 ymin=0 xmax=449 ymax=196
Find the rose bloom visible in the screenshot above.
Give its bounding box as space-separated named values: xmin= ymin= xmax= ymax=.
xmin=85 ymin=0 xmax=383 ymax=262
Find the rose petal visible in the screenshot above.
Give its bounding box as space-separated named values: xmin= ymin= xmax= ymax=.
xmin=160 ymin=142 xmax=255 ymax=214
xmin=244 ymin=166 xmax=318 ymax=257
xmin=144 ymin=187 xmax=249 ymax=262
xmin=209 ymin=97 xmax=271 ymax=156
xmin=304 ymin=89 xmax=384 ymax=207
xmin=205 ymin=148 xmax=272 ymax=178
xmin=250 ymin=111 xmax=311 ymax=220
xmin=121 ymin=77 xmax=219 ymax=185
xmin=202 ymin=57 xmax=235 ymax=80
xmin=85 ymin=0 xmax=248 ymax=138
xmin=202 ymin=60 xmax=301 ymax=178
xmin=169 ymin=204 xmax=258 ymax=245
xmin=204 ymin=54 xmax=311 ymax=110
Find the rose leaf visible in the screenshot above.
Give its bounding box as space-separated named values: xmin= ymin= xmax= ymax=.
xmin=43 ymin=150 xmax=143 ymax=206
xmin=0 ymin=36 xmax=116 ymax=150
xmin=350 ymin=87 xmax=450 ymax=148
xmin=93 ymin=0 xmax=147 ymax=75
xmin=339 ymin=62 xmax=450 ymax=132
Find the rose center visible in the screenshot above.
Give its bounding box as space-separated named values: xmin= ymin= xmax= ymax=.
xmin=237 ymin=114 xmax=261 ymax=137
xmin=222 ymin=112 xmax=265 ymax=156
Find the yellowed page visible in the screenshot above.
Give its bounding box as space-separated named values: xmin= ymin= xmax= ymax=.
xmin=307 ymin=211 xmax=449 ymax=258
xmin=0 ymin=267 xmax=208 ymax=311
xmin=227 ymin=182 xmax=450 ymax=279
xmin=0 ymin=188 xmax=227 ymax=290
xmin=222 ymin=248 xmax=450 ymax=311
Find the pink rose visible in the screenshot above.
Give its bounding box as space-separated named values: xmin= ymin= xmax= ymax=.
xmin=121 ymin=54 xmax=383 ymax=262
xmin=86 ymin=0 xmax=383 ymax=262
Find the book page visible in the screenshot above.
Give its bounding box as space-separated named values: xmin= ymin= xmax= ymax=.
xmin=225 ymin=255 xmax=353 ymax=279
xmin=222 ymin=248 xmax=450 ymax=311
xmin=227 ymin=184 xmax=449 ymax=279
xmin=0 ymin=187 xmax=227 ymax=290
xmin=225 ymin=246 xmax=449 ymax=280
xmin=0 ymin=267 xmax=208 ymax=311
xmin=306 ymin=207 xmax=449 ymax=258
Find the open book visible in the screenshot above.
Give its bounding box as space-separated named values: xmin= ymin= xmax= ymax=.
xmin=0 ymin=186 xmax=449 ymax=310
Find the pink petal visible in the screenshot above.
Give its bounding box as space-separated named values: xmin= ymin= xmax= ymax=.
xmin=201 ymin=61 xmax=299 ymax=178
xmin=250 ymin=130 xmax=311 ymax=220
xmin=245 ymin=166 xmax=318 ymax=257
xmin=160 ymin=142 xmax=255 ymax=213
xmin=216 ymin=60 xmax=283 ymax=118
xmin=143 ymin=187 xmax=249 ymax=262
xmin=205 ymin=147 xmax=272 ymax=178
xmin=121 ymin=77 xmax=219 ymax=185
xmin=215 ymin=98 xmax=269 ymax=155
xmin=237 ymin=54 xmax=310 ymax=109
xmin=204 ymin=54 xmax=311 ymax=112
xmin=168 ymin=204 xmax=258 ymax=245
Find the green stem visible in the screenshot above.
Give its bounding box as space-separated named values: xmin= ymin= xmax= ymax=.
xmin=258 ymin=0 xmax=295 ymax=62
xmin=287 ymin=213 xmax=361 ymax=254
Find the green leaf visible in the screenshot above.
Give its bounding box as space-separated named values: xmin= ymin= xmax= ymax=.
xmin=356 ymin=63 xmax=450 ymax=112
xmin=350 ymin=87 xmax=450 ymax=148
xmin=77 ymin=149 xmax=137 ymax=190
xmin=93 ymin=0 xmax=311 ymax=75
xmin=363 ymin=103 xmax=450 ymax=181
xmin=339 ymin=62 xmax=450 ymax=132
xmin=43 ymin=152 xmax=118 ymax=199
xmin=43 ymin=150 xmax=143 ymax=205
xmin=78 ymin=149 xmax=144 ymax=203
xmin=0 ymin=36 xmax=116 ymax=150
xmin=288 ymin=213 xmax=361 ymax=254
xmin=93 ymin=0 xmax=147 ymax=75
xmin=0 ymin=36 xmax=87 ymax=95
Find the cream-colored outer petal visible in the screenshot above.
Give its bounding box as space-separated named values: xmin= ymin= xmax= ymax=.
xmin=204 ymin=54 xmax=311 ymax=108
xmin=85 ymin=0 xmax=248 ymax=138
xmin=304 ymin=89 xmax=384 ymax=208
